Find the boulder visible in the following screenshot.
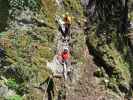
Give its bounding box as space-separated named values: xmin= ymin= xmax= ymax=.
xmin=0 ymin=86 xmax=8 ymax=97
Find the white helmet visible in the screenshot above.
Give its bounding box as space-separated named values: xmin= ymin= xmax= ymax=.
xmin=64 ymin=47 xmax=69 ymax=52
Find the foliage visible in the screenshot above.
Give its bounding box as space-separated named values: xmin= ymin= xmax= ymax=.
xmin=85 ymin=0 xmax=132 ymax=94
xmin=6 ymin=79 xmax=18 ymax=90
xmin=9 ymin=0 xmax=41 ymax=10
xmin=6 ymin=95 xmax=22 ymax=100
xmin=5 ymin=78 xmax=28 ymax=95
xmin=63 ymin=0 xmax=83 ymax=16
xmin=0 ymin=32 xmax=6 ymax=37
xmin=94 ymin=68 xmax=104 ymax=77
xmin=0 ymin=30 xmax=54 ymax=96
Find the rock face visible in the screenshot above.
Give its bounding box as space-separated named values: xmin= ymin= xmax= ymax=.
xmin=128 ymin=0 xmax=133 ymax=56
xmin=83 ymin=0 xmax=133 ymax=98
xmin=9 ymin=8 xmax=35 ymax=31
xmin=81 ymin=0 xmax=90 ymax=6
xmin=0 ymin=0 xmax=55 ymax=99
xmin=0 ymin=86 xmax=8 ymax=97
xmin=0 ymin=0 xmax=133 ymax=100
xmin=0 ymin=86 xmax=16 ymax=98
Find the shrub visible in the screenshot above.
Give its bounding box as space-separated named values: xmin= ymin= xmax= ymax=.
xmin=6 ymin=95 xmax=22 ymax=100
xmin=9 ymin=0 xmax=41 ymax=10
xmin=6 ymin=79 xmax=18 ymax=90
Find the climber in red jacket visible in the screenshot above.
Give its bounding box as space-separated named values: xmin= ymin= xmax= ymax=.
xmin=57 ymin=47 xmax=70 ymax=65
xmin=61 ymin=47 xmax=70 ymax=65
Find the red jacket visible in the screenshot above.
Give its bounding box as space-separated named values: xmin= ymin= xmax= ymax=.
xmin=61 ymin=52 xmax=69 ymax=61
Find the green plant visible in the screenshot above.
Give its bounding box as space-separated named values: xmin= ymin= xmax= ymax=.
xmin=0 ymin=32 xmax=6 ymax=37
xmin=6 ymin=78 xmax=28 ymax=95
xmin=26 ymin=0 xmax=40 ymax=9
xmin=9 ymin=0 xmax=40 ymax=10
xmin=63 ymin=0 xmax=83 ymax=16
xmin=6 ymin=79 xmax=18 ymax=90
xmin=16 ymin=83 xmax=29 ymax=95
xmin=6 ymin=95 xmax=22 ymax=100
xmin=94 ymin=68 xmax=104 ymax=77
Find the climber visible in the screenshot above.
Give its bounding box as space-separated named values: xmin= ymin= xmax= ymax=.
xmin=61 ymin=47 xmax=70 ymax=66
xmin=63 ymin=12 xmax=72 ymax=37
xmin=57 ymin=47 xmax=70 ymax=64
xmin=41 ymin=75 xmax=55 ymax=100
